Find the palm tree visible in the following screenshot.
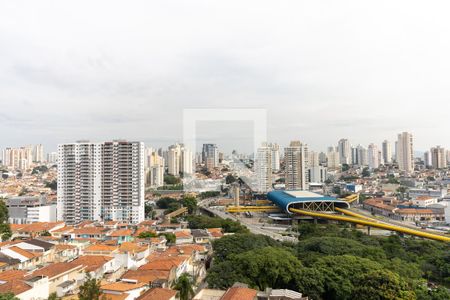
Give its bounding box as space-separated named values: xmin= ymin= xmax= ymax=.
xmin=172 ymin=273 xmax=195 ymax=300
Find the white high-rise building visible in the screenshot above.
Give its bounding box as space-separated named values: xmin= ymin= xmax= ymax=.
xmin=47 ymin=152 xmax=58 ymax=164
xmin=430 ymin=146 xmax=447 ymax=169
xmin=181 ymin=148 xmax=193 ymax=175
xmin=33 ymin=144 xmax=45 ymax=163
xmin=327 ymin=150 xmax=340 ymax=170
xmin=1 ymin=146 xmax=33 ymax=170
xmin=269 ymin=143 xmax=281 ymax=172
xmin=148 ymin=165 xmax=165 ymax=188
xmin=255 ymin=143 xmax=273 ymax=192
xmin=356 ymin=145 xmax=368 ymax=166
xmin=397 ymin=132 xmax=414 ymax=173
xmin=167 ymin=144 xmax=181 ymax=176
xmin=285 ymin=141 xmax=308 ymax=190
xmin=368 ymin=144 xmax=379 ymax=170
xmin=167 ymin=143 xmax=193 ymax=176
xmin=57 ymin=140 xmax=145 ymax=224
xmin=338 ymin=139 xmax=351 ymax=165
xmin=308 ymin=151 xmax=320 ymax=167
xmin=382 ymin=140 xmax=392 ymax=165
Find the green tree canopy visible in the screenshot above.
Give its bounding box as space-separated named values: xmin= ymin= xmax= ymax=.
xmin=172 ymin=273 xmax=195 ymax=300
xmin=78 ymin=273 xmax=102 ymax=300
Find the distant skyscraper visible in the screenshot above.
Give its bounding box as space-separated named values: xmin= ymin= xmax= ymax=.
xmin=57 ymin=140 xmax=145 ymax=224
xmin=1 ymin=146 xmax=33 ymax=170
xmin=368 ymin=144 xmax=379 ymax=170
xmin=308 ymin=151 xmax=320 ymax=167
xmin=357 ymin=145 xmax=368 ymax=166
xmin=430 ymin=146 xmax=447 ymax=169
xmin=255 ymin=143 xmax=273 ymax=192
xmin=424 ymin=151 xmax=431 ymax=168
xmin=269 ymin=143 xmax=281 ymax=172
xmin=285 ymin=141 xmax=308 ymax=190
xmin=167 ymin=144 xmax=181 ymax=176
xmin=382 ymin=140 xmax=392 ymax=165
xmin=397 ymin=132 xmax=414 ymax=173
xmin=327 ymin=150 xmax=340 ymax=170
xmin=338 ymin=139 xmax=351 ymax=165
xmin=47 ymin=152 xmax=58 ymax=164
xmin=33 ymin=144 xmax=45 ymax=163
xmin=202 ymin=144 xmax=219 ymax=170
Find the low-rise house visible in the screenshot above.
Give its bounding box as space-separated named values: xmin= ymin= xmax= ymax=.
xmin=174 ymin=230 xmax=194 ymax=245
xmin=54 ymin=244 xmax=79 ymax=262
xmin=108 ymin=229 xmax=134 ymax=244
xmin=207 ymin=228 xmax=224 ymax=240
xmin=0 ymin=246 xmax=43 ymax=269
xmin=100 ymin=282 xmax=148 ymax=300
xmin=115 ymin=242 xmax=150 ymax=269
xmin=72 ymin=226 xmax=111 ymax=240
xmin=136 ymin=287 xmax=177 ymax=300
xmin=83 ymin=244 xmax=119 ymax=256
xmin=412 ymin=196 xmax=438 ymax=207
xmin=0 ymin=275 xmax=49 ymax=300
xmin=121 ymin=269 xmax=173 ymax=286
xmin=11 ymin=222 xmax=65 ymax=239
xmin=69 ymin=255 xmax=118 ymax=279
xmin=191 ymin=229 xmax=210 ymax=244
xmin=31 ymin=262 xmax=85 ymax=295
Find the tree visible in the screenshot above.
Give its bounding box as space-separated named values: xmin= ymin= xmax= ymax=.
xmin=353 ymin=269 xmax=415 ymax=300
xmin=225 ymin=174 xmax=237 ymax=184
xmin=41 ymin=230 xmax=51 ymax=237
xmin=144 ymin=203 xmax=156 ymax=219
xmin=78 ymin=273 xmax=102 ymax=300
xmin=47 ymin=292 xmax=60 ymax=300
xmin=0 ymin=199 xmax=11 ymax=241
xmin=362 ymin=167 xmax=371 ymax=177
xmin=0 ymin=293 xmax=19 ymax=300
xmin=341 ymin=164 xmax=350 ymax=172
xmin=181 ymin=196 xmax=197 ymax=214
xmin=211 ymin=233 xmax=279 ymax=262
xmin=164 ymin=174 xmax=181 ymax=185
xmin=158 ymin=232 xmax=176 ymax=244
xmin=207 ymin=246 xmax=301 ymax=290
xmin=172 ymin=273 xmax=195 ymax=300
xmin=45 ymin=180 xmax=57 ymax=191
xmin=138 ymin=231 xmax=157 ymax=239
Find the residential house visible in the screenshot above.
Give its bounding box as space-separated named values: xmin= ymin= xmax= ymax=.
xmin=100 ymin=282 xmax=148 ymax=300
xmin=136 ymin=288 xmax=177 ymax=300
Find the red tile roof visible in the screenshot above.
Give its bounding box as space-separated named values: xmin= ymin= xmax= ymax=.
xmin=137 ymin=288 xmax=177 ymax=300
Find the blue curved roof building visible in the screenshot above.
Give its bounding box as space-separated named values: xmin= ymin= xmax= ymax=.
xmin=267 ymin=190 xmax=349 ymax=213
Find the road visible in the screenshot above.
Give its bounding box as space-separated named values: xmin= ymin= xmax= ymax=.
xmin=198 ymin=198 xmax=297 ymax=243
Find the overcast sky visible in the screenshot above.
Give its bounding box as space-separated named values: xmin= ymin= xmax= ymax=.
xmin=1 ymin=1 xmax=450 ymax=154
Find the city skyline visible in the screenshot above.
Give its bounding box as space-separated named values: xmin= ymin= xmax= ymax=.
xmin=2 ymin=1 xmax=450 ymax=152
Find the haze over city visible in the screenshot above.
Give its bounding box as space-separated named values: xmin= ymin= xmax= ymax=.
xmin=2 ymin=1 xmax=450 ymax=152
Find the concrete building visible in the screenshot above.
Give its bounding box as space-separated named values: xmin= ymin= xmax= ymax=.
xmin=47 ymin=152 xmax=58 ymax=164
xmin=338 ymin=139 xmax=351 ymax=165
xmin=368 ymin=144 xmax=379 ymax=170
xmin=397 ymin=132 xmax=414 ymax=173
xmin=430 ymin=146 xmax=447 ymax=169
xmin=269 ymin=143 xmax=281 ymax=172
xmin=1 ymin=146 xmax=33 ymax=170
xmin=309 ymin=166 xmax=328 ymax=183
xmin=57 ymin=140 xmax=145 ymax=225
xmin=382 ymin=140 xmax=392 ymax=164
xmin=284 ymin=141 xmax=308 ymax=190
xmin=326 ymin=150 xmax=340 ymax=170
xmin=33 ymin=144 xmax=45 ymax=163
xmin=202 ymin=144 xmax=219 ymax=170
xmin=424 ymin=151 xmax=432 ymax=168
xmin=255 ymin=143 xmax=273 ymax=192
xmin=6 ymin=196 xmax=56 ymax=224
